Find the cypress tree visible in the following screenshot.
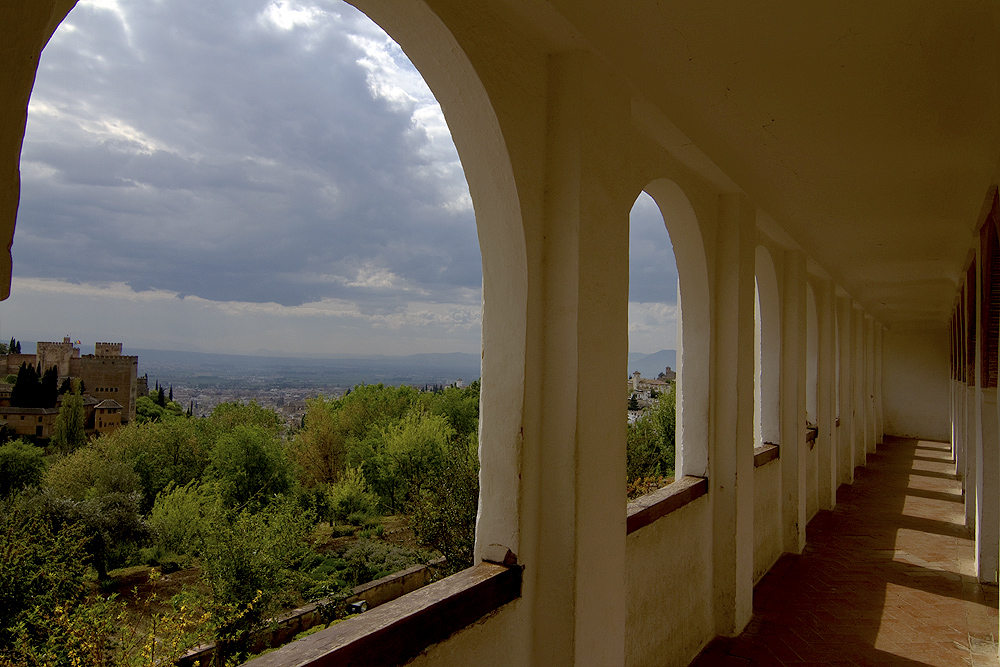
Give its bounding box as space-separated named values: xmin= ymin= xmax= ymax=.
xmin=10 ymin=363 xmax=39 ymax=407
xmin=52 ymin=382 xmax=86 ymax=454
xmin=40 ymin=367 xmax=58 ymax=408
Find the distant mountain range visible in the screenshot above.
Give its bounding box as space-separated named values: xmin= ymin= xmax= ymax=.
xmin=132 ymin=348 xmax=481 ymax=389
xmin=627 ymin=350 xmax=676 ymax=378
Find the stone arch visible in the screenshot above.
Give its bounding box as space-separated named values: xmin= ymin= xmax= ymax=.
xmin=329 ymin=1 xmax=529 ymax=563
xmin=34 ymin=0 xmax=529 ymax=563
xmin=640 ymin=178 xmax=711 ymax=477
xmin=755 ymin=245 xmax=781 ymax=448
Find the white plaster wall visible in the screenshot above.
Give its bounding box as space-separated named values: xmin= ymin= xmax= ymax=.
xmin=883 ymin=327 xmax=950 ymax=442
xmin=753 ymin=458 xmax=782 ymax=584
xmin=405 ymin=600 xmax=528 ymax=666
xmin=626 ymin=496 xmax=714 ymax=667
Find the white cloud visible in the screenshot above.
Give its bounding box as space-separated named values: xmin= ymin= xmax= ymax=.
xmin=1 ymin=278 xmax=481 ymax=355
xmin=77 ymin=0 xmax=134 ymax=45
xmin=628 ymin=301 xmax=678 ymax=354
xmin=257 ymin=1 xmax=325 ymax=31
xmin=347 ymin=264 xmax=403 ymax=289
xmin=14 ymin=0 xmax=482 ymax=355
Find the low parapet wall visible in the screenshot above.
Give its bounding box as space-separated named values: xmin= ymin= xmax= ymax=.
xmin=177 ymin=558 xmax=444 ymax=666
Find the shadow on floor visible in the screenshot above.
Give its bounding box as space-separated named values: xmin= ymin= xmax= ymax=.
xmin=690 ymin=436 xmax=999 ymax=667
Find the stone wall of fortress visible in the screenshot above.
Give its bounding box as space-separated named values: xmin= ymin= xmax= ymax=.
xmin=70 ymin=355 xmax=137 ymax=423
xmin=0 ymin=340 xmax=138 ymax=423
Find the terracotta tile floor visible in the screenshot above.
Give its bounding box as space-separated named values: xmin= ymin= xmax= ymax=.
xmin=692 ymin=436 xmax=999 ymax=667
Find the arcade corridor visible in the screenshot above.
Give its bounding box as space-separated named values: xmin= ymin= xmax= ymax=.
xmin=694 ymin=437 xmax=999 ymax=667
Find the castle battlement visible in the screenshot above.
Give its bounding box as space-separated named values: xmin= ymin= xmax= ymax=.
xmin=95 ymin=342 xmax=122 ymax=356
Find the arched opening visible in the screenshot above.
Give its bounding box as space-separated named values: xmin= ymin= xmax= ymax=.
xmin=350 ymin=0 xmax=527 ymax=564
xmin=626 ymin=191 xmax=679 ymax=496
xmin=12 ymin=0 xmax=528 ymax=650
xmin=754 ymin=246 xmax=781 ymax=449
xmin=641 ymin=179 xmax=711 ymax=479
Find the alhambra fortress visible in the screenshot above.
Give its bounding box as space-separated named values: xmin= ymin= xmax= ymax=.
xmin=0 ymin=337 xmax=137 ymax=438
xmin=5 ymin=2 xmax=1000 ymax=666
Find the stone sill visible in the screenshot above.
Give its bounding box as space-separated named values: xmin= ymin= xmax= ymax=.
xmin=626 ymin=475 xmax=708 ymax=534
xmin=754 ymin=443 xmax=780 ymax=468
xmin=243 ymin=561 xmax=522 ymax=667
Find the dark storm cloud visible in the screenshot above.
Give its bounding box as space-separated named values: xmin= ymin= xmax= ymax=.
xmin=16 ymin=0 xmax=480 ymax=308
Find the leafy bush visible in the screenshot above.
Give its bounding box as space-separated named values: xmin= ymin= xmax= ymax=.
xmin=207 ymin=424 xmax=293 ymax=510
xmin=44 ymin=439 xmax=143 ymax=501
xmin=22 ymin=486 xmax=149 ymax=580
xmin=340 ymin=540 xmax=427 ymax=587
xmin=200 ymin=499 xmax=314 ymax=651
xmin=411 ymin=434 xmax=479 ymax=573
xmin=0 ymin=438 xmax=45 ymax=497
xmin=149 ymin=480 xmax=215 ymax=559
xmin=0 ymin=499 xmax=89 ymax=654
xmin=626 ymin=384 xmax=676 ymax=487
xmin=329 ymin=467 xmax=380 ymax=525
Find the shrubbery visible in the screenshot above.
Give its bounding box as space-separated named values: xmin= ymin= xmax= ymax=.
xmin=626 ymin=383 xmax=677 ymax=498
xmin=0 ymin=439 xmax=45 ymax=497
xmin=2 ymin=383 xmax=483 ymax=661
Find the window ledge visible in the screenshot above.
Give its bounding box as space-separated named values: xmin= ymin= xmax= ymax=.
xmin=243 ymin=561 xmax=521 ymax=667
xmin=754 ymin=443 xmax=779 ymax=468
xmin=627 ymin=475 xmax=708 ymax=534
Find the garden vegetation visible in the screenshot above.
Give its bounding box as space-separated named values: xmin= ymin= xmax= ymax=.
xmin=0 ymin=380 xmax=480 ymax=666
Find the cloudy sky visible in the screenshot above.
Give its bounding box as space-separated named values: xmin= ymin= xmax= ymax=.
xmin=5 ymin=0 xmax=676 ymax=357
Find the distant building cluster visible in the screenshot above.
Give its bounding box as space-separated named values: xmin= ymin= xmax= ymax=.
xmin=628 ymin=367 xmax=676 ymax=423
xmin=0 ymin=336 xmax=137 ymax=438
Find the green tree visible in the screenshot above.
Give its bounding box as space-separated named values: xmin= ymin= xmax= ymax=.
xmin=411 ymin=432 xmax=479 ymax=573
xmin=39 ymin=366 xmax=59 ymax=408
xmin=0 ymin=499 xmax=89 ymax=656
xmin=626 ymin=384 xmax=676 ymax=486
xmin=25 ymin=487 xmax=149 ymax=581
xmin=207 ymin=424 xmax=293 ymax=510
xmin=135 ymin=394 xmax=166 ymax=423
xmin=200 ymin=499 xmax=313 ymax=655
xmin=45 ymin=437 xmax=143 ymax=502
xmin=148 ymin=480 xmax=215 ymax=560
xmin=51 ymin=383 xmax=86 ymax=454
xmin=99 ymin=418 xmax=208 ymax=513
xmin=9 ymin=362 xmax=39 ymax=407
xmin=289 ymin=395 xmax=348 ymax=487
xmin=363 ymin=412 xmax=452 ymax=513
xmin=203 ymin=400 xmax=283 ymax=439
xmin=0 ymin=439 xmax=45 ymax=497
xmin=420 ymin=380 xmax=480 ymax=441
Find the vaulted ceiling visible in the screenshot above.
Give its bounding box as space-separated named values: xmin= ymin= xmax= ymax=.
xmin=541 ymin=0 xmax=1000 ymax=327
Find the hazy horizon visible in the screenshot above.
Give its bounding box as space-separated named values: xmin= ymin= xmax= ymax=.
xmin=6 ymin=0 xmax=677 ymax=359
